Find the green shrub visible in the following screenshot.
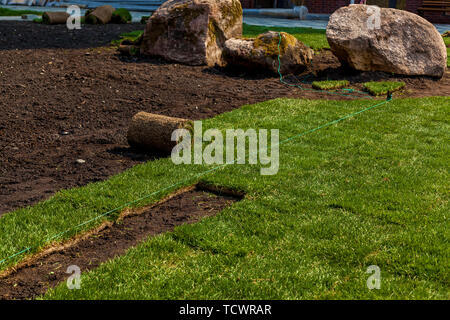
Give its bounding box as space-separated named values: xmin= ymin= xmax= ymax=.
xmin=111 ymin=8 xmax=132 ymax=24
xmin=140 ymin=16 xmax=150 ymax=24
xmin=364 ymin=81 xmax=405 ymax=96
xmin=312 ymin=80 xmax=350 ymax=90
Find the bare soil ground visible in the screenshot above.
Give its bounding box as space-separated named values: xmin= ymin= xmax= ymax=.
xmin=0 ymin=21 xmax=448 ymax=215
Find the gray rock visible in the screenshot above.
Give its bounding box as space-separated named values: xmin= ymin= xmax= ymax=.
xmin=326 ymin=5 xmax=447 ymax=78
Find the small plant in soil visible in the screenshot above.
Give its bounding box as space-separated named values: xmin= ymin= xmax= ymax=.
xmin=364 ymin=81 xmax=406 ymax=96
xmin=112 ymin=30 xmax=145 ymax=46
xmin=312 ymin=80 xmax=350 ymax=91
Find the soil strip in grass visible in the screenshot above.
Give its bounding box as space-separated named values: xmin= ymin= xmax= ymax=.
xmin=0 ymin=184 xmax=242 ymax=300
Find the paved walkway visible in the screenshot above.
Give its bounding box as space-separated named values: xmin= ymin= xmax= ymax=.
xmin=244 ymin=16 xmax=450 ymax=34
xmin=244 ymin=16 xmax=328 ymax=30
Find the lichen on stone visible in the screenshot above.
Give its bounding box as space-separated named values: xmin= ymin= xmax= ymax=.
xmin=219 ymin=0 xmax=242 ymax=29
xmin=180 ymin=3 xmax=206 ymax=29
xmin=208 ymin=18 xmax=227 ymax=45
xmin=208 ymin=20 xmax=218 ymax=43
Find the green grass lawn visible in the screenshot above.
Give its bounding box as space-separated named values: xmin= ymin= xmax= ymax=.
xmin=0 ymin=7 xmax=42 ymax=16
xmin=364 ymin=81 xmax=406 ymax=96
xmin=443 ymin=36 xmax=450 ymax=67
xmin=312 ymin=80 xmax=350 ymax=91
xmin=0 ymin=96 xmax=448 ymax=299
xmin=444 ymin=37 xmax=450 ymax=47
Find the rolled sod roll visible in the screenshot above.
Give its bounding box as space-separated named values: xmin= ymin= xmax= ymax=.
xmin=118 ymin=44 xmax=140 ymax=56
xmin=127 ymin=112 xmax=192 ymax=153
xmin=86 ymin=5 xmax=115 ymax=24
xmin=42 ymin=12 xmax=70 ymax=25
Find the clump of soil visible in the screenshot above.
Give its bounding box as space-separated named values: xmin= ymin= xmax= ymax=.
xmin=0 ymin=185 xmax=241 ymax=300
xmin=0 ymin=22 xmax=448 ymax=215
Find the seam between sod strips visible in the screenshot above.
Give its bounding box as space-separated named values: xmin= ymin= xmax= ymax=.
xmin=0 ymin=34 xmax=393 ymax=267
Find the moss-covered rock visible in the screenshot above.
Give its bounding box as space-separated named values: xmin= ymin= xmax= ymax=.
xmin=254 ymin=31 xmax=298 ymax=58
xmin=141 ymin=0 xmax=243 ymax=66
xmin=223 ymin=31 xmax=313 ymax=74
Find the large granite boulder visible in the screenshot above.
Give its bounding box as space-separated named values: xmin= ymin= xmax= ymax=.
xmin=224 ymin=31 xmax=313 ymax=74
xmin=326 ymin=5 xmax=447 ymax=78
xmin=141 ymin=0 xmax=243 ymax=66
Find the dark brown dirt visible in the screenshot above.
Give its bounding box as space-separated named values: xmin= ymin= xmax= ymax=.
xmin=0 ymin=22 xmax=448 ymax=215
xmin=0 ymin=186 xmax=241 ymax=300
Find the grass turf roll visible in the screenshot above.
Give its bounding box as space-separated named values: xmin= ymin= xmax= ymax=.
xmin=86 ymin=5 xmax=115 ymax=25
xmin=42 ymin=12 xmax=70 ymax=25
xmin=127 ymin=112 xmax=192 ymax=154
